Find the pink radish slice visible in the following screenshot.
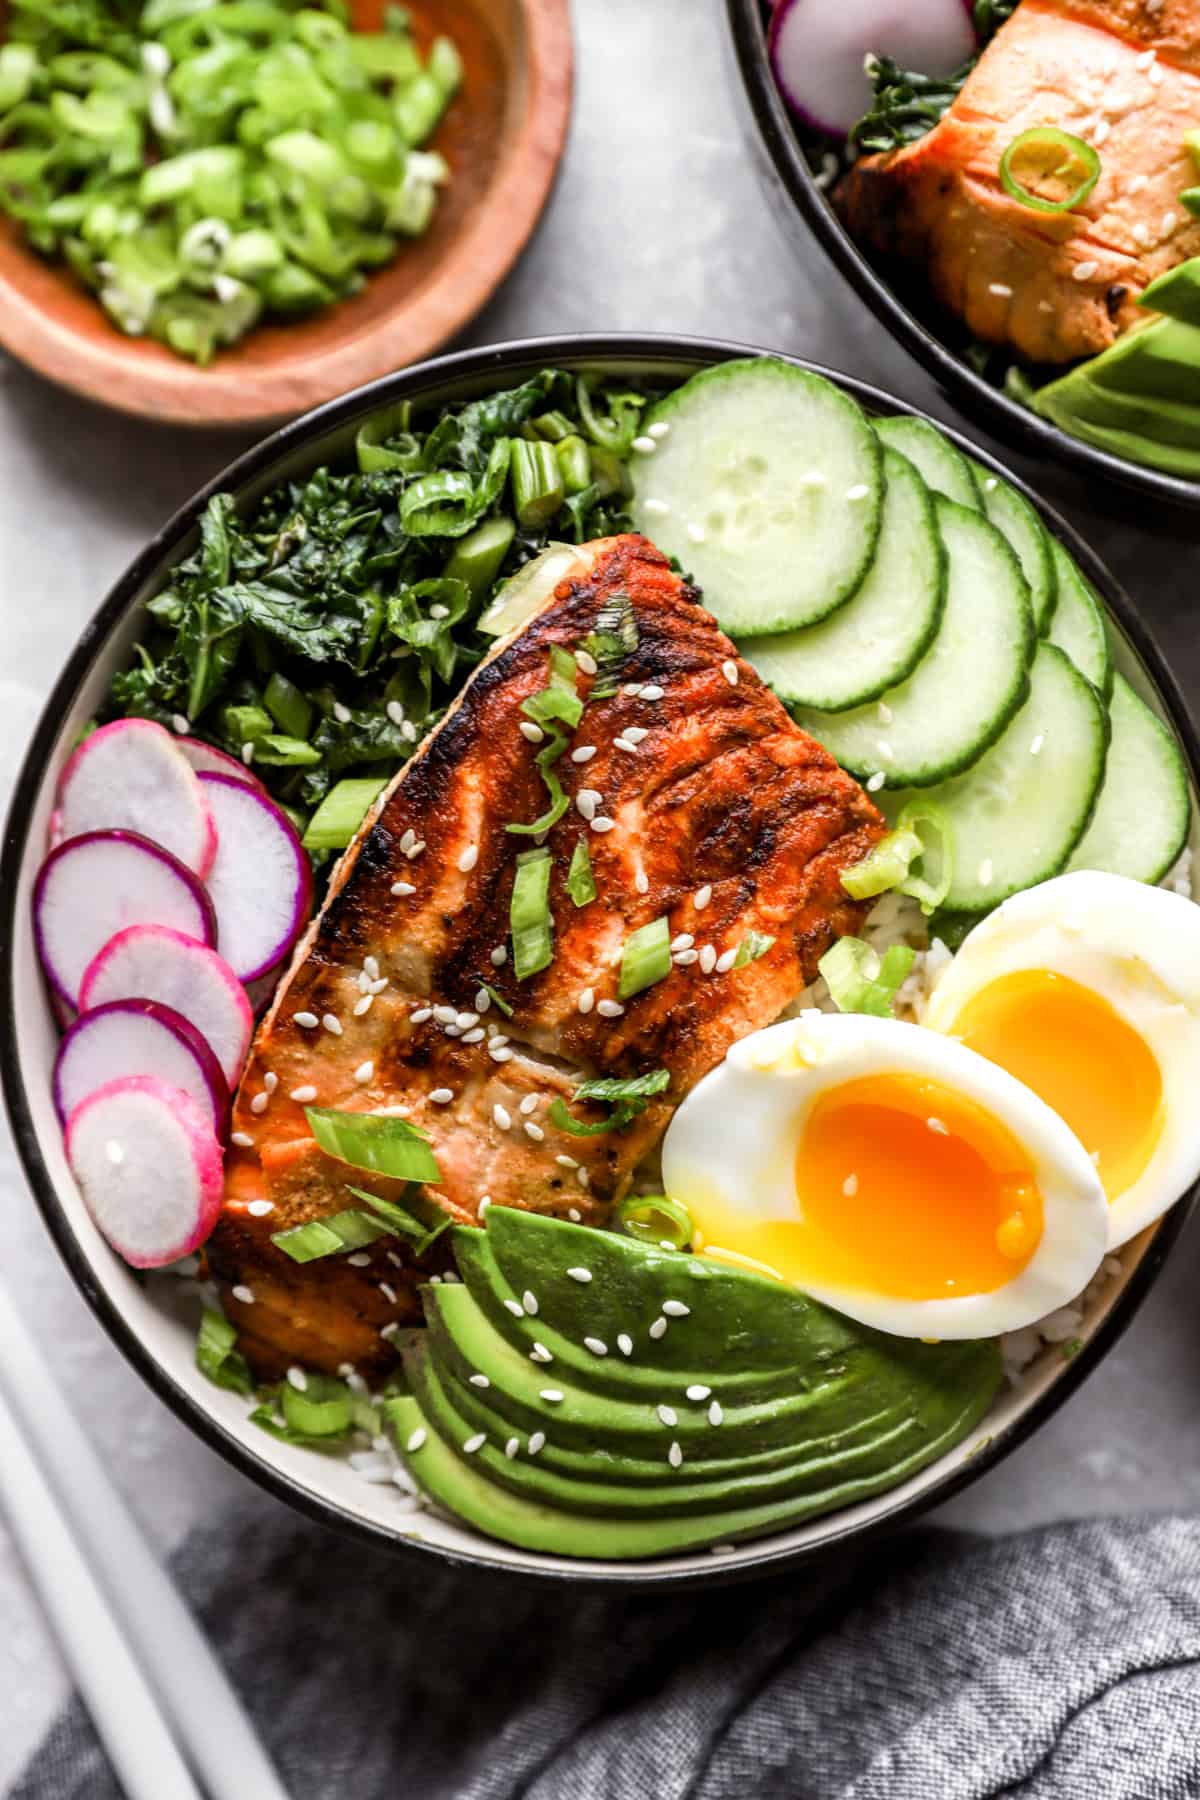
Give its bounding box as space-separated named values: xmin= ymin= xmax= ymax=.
xmin=54 ymin=999 xmax=230 ymax=1138
xmin=56 ymin=718 xmax=218 ymax=878
xmin=176 ymin=736 xmax=266 ymax=794
xmin=769 ymin=0 xmax=977 ymax=138
xmin=65 ymin=1076 xmax=224 ymax=1268
xmin=196 ymin=773 xmax=313 ymax=984
xmin=33 ymin=830 xmax=217 ymax=1011
xmin=79 ymin=925 xmax=252 ymax=1089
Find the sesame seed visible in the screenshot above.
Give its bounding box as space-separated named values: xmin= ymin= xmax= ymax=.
xmin=686 ymin=1385 xmax=711 ymax=1401
xmin=247 ymin=1199 xmax=274 ymax=1218
xmin=391 ymin=880 xmax=416 ymax=896
xmin=1163 ymin=211 xmax=1178 ymax=236
xmin=640 ymin=684 xmax=665 ymax=701
xmin=721 ymin=660 xmax=739 ymax=687
xmin=364 ymin=956 xmax=380 ymax=980
xmin=624 ymin=727 xmax=649 ymax=744
xmin=567 ymin=1266 xmax=593 ymax=1283
xmin=575 ymin=648 xmax=598 ymax=676
xmin=577 ymin=1168 xmax=590 ymax=1190
xmin=668 ymin=1442 xmax=683 ymax=1468
xmin=649 ymin=1317 xmax=668 ymax=1340
xmin=503 ymin=1298 xmax=524 ymax=1317
xmin=657 ymin=1404 xmax=678 ymax=1426
xmin=322 ymin=1013 xmax=342 ymax=1036
xmin=687 ymin=522 xmax=706 ymax=544
xmin=478 ymin=1197 xmax=491 ymax=1216
xmin=241 ymin=741 xmax=256 ymax=766
xmin=493 ymin=1103 xmax=512 ymax=1130
xmin=577 ymin=987 xmax=595 ymax=1014
xmin=386 ymin=700 xmax=406 ymax=727
xmin=670 ymin=932 xmax=694 ymax=953
xmin=635 ymin=870 xmax=650 ymax=894
xmin=490 ymin=1046 xmax=513 ymax=1063
xmin=571 ymin=744 xmax=597 ymax=764
xmin=642 ymin=497 xmax=670 ymax=516
xmin=379 ymin=1281 xmax=398 ymax=1304
xmin=590 ymin=815 xmax=615 ymax=834
xmin=699 ymin=945 xmax=717 ymax=974
xmin=230 ymin=1130 xmax=254 ymax=1148
xmin=401 ymin=722 xmax=417 ymax=743
xmin=649 ymin=420 xmax=670 ymax=439
xmin=429 ymin=603 xmax=450 ymax=621
xmin=662 ymin=1300 xmax=690 ymax=1318
xmin=927 ymin=1116 xmax=950 ymax=1136
xmin=1133 ymin=221 xmax=1152 ymax=246
xmin=263 ymin=1072 xmax=278 ymax=1093
xmin=489 ymin=1033 xmax=509 ymax=1048
xmin=456 ymin=1011 xmax=479 ymax=1030
xmin=405 ymin=838 xmax=425 ymax=860
xmin=505 ymin=1437 xmax=519 ymax=1459
xmin=1073 ymin=260 xmax=1099 ymax=281
xmin=469 ymin=1373 xmax=490 ymax=1389
xmin=289 ymin=1085 xmax=318 ymax=1103
xmin=347 ymin=1253 xmax=371 ymax=1268
xmin=528 ymin=1431 xmax=546 ymax=1455
xmin=406 ymin=1428 xmax=427 ymax=1452
xmin=978 ymin=858 xmax=994 ymax=885
xmin=714 ymin=948 xmax=737 ymax=974
xmin=524 ymin=1121 xmax=546 ymax=1142
xmin=843 ymin=1173 xmax=859 ymax=1197
xmin=569 ymin=1208 xmax=584 ymax=1224
xmin=540 ymin=1389 xmax=564 ymax=1404
xmin=351 ymin=1062 xmax=373 ymax=1086
xmin=584 ymin=1337 xmax=608 ymax=1355
xmin=867 ymin=772 xmax=887 ymax=792
xmin=250 ymin=1092 xmax=269 ymax=1115
xmin=333 ymin=702 xmax=352 ymax=724
xmin=846 ymin=484 xmax=869 ymax=501
xmin=876 ymin=741 xmax=894 ymax=763
xmin=632 ymin=435 xmax=657 ymax=454
xmin=576 ymin=789 xmax=599 ymax=821
xmin=597 ymin=998 xmax=625 ymax=1018
xmin=522 ymin=1290 xmax=539 ymax=1315
xmin=555 ymin=1153 xmax=579 ymax=1169
xmin=354 ymin=995 xmax=374 ymax=1017
xmin=530 ymin=1343 xmax=553 ymax=1363
xmin=429 ymin=1086 xmax=454 ymax=1104
xmin=708 ymin=1400 xmax=723 ymax=1426
xmin=463 ymin=1028 xmax=486 ymax=1045
xmin=294 ymin=1011 xmax=319 ymax=1029
xmin=475 ymin=988 xmax=491 ymax=1012
xmin=988 ymin=282 xmax=1013 ymax=297
xmin=410 ymin=1007 xmax=432 ymax=1023
xmin=1030 ymin=734 xmax=1045 ymax=756
xmin=287 ymin=1367 xmax=308 ymax=1392
xmin=694 ymin=884 xmax=712 ymax=909
xmin=171 ymin=713 xmax=190 ymax=735
xmin=614 ymin=736 xmax=638 ymax=754
xmin=519 ymin=1094 xmax=539 ymax=1116
xmin=518 ymin=721 xmax=545 ymax=747
xmin=433 ymin=1004 xmax=456 ymax=1024
xmin=673 ymin=948 xmax=698 ymax=966
xmin=617 ymin=1333 xmax=633 ymax=1356
xmin=458 ymin=844 xmax=479 ymax=873
xmin=463 ymin=1433 xmax=487 ymax=1454
xmin=232 ymin=1284 xmax=255 ymax=1304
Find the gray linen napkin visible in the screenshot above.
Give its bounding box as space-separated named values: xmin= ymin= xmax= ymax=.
xmin=13 ymin=1505 xmax=1200 ymax=1800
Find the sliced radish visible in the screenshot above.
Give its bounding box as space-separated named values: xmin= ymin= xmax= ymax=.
xmin=54 ymin=999 xmax=230 ymax=1139
xmin=79 ymin=925 xmax=252 ymax=1089
xmin=56 ymin=718 xmax=218 ymax=878
xmin=196 ymin=773 xmax=313 ymax=984
xmin=175 ymin=735 xmax=266 ymax=793
xmin=34 ymin=831 xmax=216 ymax=1011
xmin=65 ymin=1076 xmax=224 ymax=1268
xmin=769 ymin=0 xmax=977 ymax=138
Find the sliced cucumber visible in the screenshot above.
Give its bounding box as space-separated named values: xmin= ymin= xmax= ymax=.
xmin=630 ymin=358 xmax=884 ymax=636
xmin=892 ymin=644 xmax=1108 ymax=913
xmin=1046 ymin=540 xmax=1112 ymax=699
xmin=1068 ymin=674 xmax=1191 ymax=885
xmin=793 ymin=497 xmax=1034 ymax=788
xmin=874 ymin=415 xmax=982 ymax=510
xmin=974 ymin=468 xmax=1057 ymax=633
xmin=741 ymin=450 xmax=945 ymax=711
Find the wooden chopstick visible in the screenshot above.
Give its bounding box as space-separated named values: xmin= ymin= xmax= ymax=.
xmin=0 ymin=1282 xmax=291 ymax=1800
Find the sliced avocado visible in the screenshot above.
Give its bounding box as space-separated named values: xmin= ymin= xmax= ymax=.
xmin=393 ymin=1209 xmax=1002 ymax=1559
xmin=1033 ymin=318 xmax=1200 ymax=477
xmin=1138 ymin=258 xmax=1200 ymax=329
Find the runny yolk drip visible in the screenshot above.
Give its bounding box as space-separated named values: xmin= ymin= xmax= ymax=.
xmin=949 ymin=969 xmax=1164 ymax=1203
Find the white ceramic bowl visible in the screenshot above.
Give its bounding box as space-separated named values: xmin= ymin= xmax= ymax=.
xmin=4 ymin=336 xmax=1197 ymax=1587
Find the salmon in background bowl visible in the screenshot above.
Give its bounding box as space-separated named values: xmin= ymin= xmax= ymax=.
xmin=4 ymin=332 xmax=1200 ymax=1586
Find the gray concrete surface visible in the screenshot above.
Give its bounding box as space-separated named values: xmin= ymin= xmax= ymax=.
xmin=2 ymin=1 xmax=1198 ymax=1786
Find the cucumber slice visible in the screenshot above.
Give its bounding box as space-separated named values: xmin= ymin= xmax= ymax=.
xmin=1046 ymin=540 xmax=1112 ymax=699
xmin=1067 ymin=674 xmax=1191 ymax=885
xmin=741 ymin=450 xmax=945 ymax=711
xmin=895 ymin=644 xmax=1108 ymax=913
xmin=793 ymin=497 xmax=1034 ymax=788
xmin=975 ymin=469 xmax=1057 ymax=632
xmin=875 ymin=415 xmax=982 ymax=510
xmin=630 ymin=358 xmax=884 ymax=635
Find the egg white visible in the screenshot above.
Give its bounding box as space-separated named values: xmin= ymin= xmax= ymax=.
xmin=923 ymin=870 xmax=1200 ymax=1250
xmin=661 ymin=1011 xmax=1108 ymax=1341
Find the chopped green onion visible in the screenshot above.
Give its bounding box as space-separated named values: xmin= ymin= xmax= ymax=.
xmin=840 ymin=828 xmax=924 ymax=901
xmin=581 ymin=593 xmax=638 ymax=698
xmin=264 ymin=671 xmax=314 ymax=741
xmin=555 ymin=435 xmax=592 ymax=495
xmin=282 ymin=1372 xmax=356 ymax=1439
xmin=1182 ymin=187 xmax=1200 ymax=220
xmin=305 ymin=1107 xmax=443 ymax=1184
xmin=530 ymin=410 xmax=575 ymax=442
xmin=507 ymin=725 xmax=571 ymax=837
xmin=394 ymin=70 xmax=450 ymax=147
xmin=271 ymin=1209 xmax=392 ymax=1263
xmin=223 ymin=702 xmax=272 ymax=746
xmin=511 ymin=439 xmax=564 ymax=529
xmin=196 ymin=1308 xmax=253 ymax=1396
xmin=510 ymin=847 xmax=553 ymax=980
xmin=618 ymin=916 xmax=671 ymax=999
xmin=428 ymin=35 xmax=464 ymax=97
xmin=346 ymin=1186 xmax=451 ymax=1256
xmin=617 ymin=1194 xmax=693 ymax=1251
xmin=567 ymin=837 xmax=597 ymax=907
xmin=548 ymin=1069 xmax=670 ymax=1138
xmin=301 ymin=776 xmax=388 ymax=850
xmin=732 ymin=930 xmax=776 ymax=970
xmin=818 ymin=936 xmax=915 ymax=1018
xmin=251 ymin=732 xmax=322 ymax=767
xmin=521 ymin=645 xmax=584 ymax=731
xmin=356 ymin=406 xmax=423 ymax=474
xmin=999 ymin=128 xmax=1101 ymax=214
xmin=477 ymin=981 xmax=514 ymax=1018
xmin=575 ymin=377 xmax=646 ymax=455
xmin=443 ymin=516 xmax=516 ymax=598
xmin=895 ymin=801 xmax=954 ymax=912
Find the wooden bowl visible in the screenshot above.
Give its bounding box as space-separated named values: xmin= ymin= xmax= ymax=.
xmin=0 ymin=0 xmax=572 ymax=426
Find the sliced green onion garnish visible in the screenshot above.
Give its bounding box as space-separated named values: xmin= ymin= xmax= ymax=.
xmin=507 ymin=725 xmax=571 ymax=838
xmin=443 ymin=516 xmax=516 ymax=599
xmin=555 ymin=434 xmax=592 ymax=495
xmin=510 ymin=846 xmax=553 ymax=980
xmin=581 ymin=593 xmax=638 ymax=698
xmin=548 ymin=1069 xmax=670 ymax=1137
xmin=895 ymin=801 xmax=955 ymax=912
xmin=346 ymin=1186 xmax=451 ymax=1256
xmin=251 ymin=733 xmax=322 ymax=767
xmin=529 ymin=409 xmax=575 ymax=442
xmin=511 ymin=439 xmax=564 ymax=529
xmin=567 ymin=837 xmax=597 ymax=907
xmin=840 ymin=828 xmax=923 ymax=901
xmin=264 ymin=671 xmax=314 ymax=741
xmin=575 ymin=377 xmax=645 ymax=455
xmin=618 ymin=916 xmax=672 ymax=999
xmin=356 ymin=405 xmax=423 ymax=474
xmin=999 ymin=128 xmax=1101 ymax=214
xmin=732 ymin=930 xmax=776 ymax=969
xmin=301 ymin=776 xmax=388 ymax=851
xmin=617 ymin=1194 xmax=693 ymax=1251
xmin=521 ymin=645 xmax=584 ymax=731
xmin=305 ymin=1108 xmax=442 ymax=1184
xmin=282 ymin=1373 xmax=357 ymax=1439
xmin=196 ymin=1308 xmax=253 ymax=1396
xmin=271 ymin=1209 xmax=392 ymax=1264
xmin=818 ymin=936 xmax=915 ymax=1018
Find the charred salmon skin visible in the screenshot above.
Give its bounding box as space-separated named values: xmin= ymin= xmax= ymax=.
xmin=211 ymin=534 xmax=886 ymax=1375
xmin=841 ymin=0 xmax=1200 ymax=363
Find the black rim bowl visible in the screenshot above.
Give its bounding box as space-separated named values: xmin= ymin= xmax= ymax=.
xmin=724 ymin=0 xmax=1200 ymax=516
xmin=3 ymin=331 xmax=1198 ymax=1589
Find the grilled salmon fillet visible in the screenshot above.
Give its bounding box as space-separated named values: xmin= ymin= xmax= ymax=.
xmin=211 ymin=533 xmax=886 ymax=1376
xmin=840 ymin=0 xmax=1200 ymax=363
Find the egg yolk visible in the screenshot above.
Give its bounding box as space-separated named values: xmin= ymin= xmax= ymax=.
xmin=694 ymin=1073 xmax=1044 ymax=1300
xmin=949 ymin=969 xmax=1163 ymax=1203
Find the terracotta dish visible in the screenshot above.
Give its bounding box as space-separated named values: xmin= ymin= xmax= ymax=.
xmin=0 ymin=0 xmax=572 ymax=426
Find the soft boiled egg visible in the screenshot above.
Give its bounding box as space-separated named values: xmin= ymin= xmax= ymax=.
xmin=923 ymin=870 xmax=1200 ymax=1251
xmin=661 ymin=1011 xmax=1107 ymax=1340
